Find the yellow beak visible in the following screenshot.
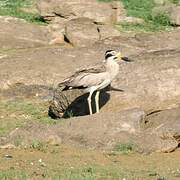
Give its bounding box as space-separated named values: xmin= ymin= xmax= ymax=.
xmin=115 ymin=52 xmax=122 ymax=59
xmin=116 ymin=52 xmax=133 ymax=62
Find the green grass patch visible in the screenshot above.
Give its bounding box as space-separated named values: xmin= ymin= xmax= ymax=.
xmin=0 ymin=166 xmax=138 ymax=180
xmin=1 ymin=100 xmax=54 ymax=124
xmin=0 ymin=100 xmax=56 ymax=136
xmin=170 ymin=0 xmax=180 ymax=4
xmin=30 ymin=140 xmax=48 ymax=152
xmin=114 ymin=143 xmax=135 ymax=154
xmin=0 ymin=0 xmax=46 ymax=24
xmin=0 ymin=169 xmax=28 ymax=180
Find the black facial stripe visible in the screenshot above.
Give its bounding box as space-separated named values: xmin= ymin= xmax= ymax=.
xmin=105 ymin=50 xmax=114 ymax=54
xmin=113 ymin=56 xmax=118 ymax=59
xmin=105 ymin=53 xmax=113 ymax=59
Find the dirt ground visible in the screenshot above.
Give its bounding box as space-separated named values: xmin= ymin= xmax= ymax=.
xmin=0 ymin=144 xmax=180 ymax=180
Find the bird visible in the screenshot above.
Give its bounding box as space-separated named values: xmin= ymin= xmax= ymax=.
xmin=58 ymin=50 xmax=132 ymax=115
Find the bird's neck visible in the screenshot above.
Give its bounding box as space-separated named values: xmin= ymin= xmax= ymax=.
xmin=105 ymin=60 xmax=119 ymax=80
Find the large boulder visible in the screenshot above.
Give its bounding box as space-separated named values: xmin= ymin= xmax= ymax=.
xmin=65 ymin=18 xmax=100 ymax=47
xmin=36 ymin=0 xmax=125 ymax=25
xmin=0 ymin=16 xmax=52 ymax=50
xmin=36 ymin=0 xmax=128 ymax=46
xmin=64 ymin=18 xmax=121 ymax=47
xmin=140 ymin=107 xmax=180 ymax=152
xmin=4 ymin=106 xmax=179 ymax=153
xmin=53 ymin=108 xmax=145 ymax=150
xmin=53 ymin=107 xmax=180 ymax=152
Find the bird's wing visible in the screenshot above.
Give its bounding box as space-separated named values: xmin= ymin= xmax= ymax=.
xmin=59 ymin=63 xmax=107 ymax=89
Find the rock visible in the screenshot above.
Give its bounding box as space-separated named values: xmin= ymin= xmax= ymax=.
xmin=46 ymin=135 xmax=62 ymax=145
xmin=36 ymin=0 xmax=127 ymax=46
xmin=152 ymin=4 xmax=180 ymax=26
xmin=4 ymin=122 xmax=60 ymax=147
xmin=98 ymin=25 xmax=121 ymax=40
xmin=111 ymin=1 xmax=127 ymax=22
xmin=53 ymin=108 xmax=145 ymax=149
xmin=64 ymin=17 xmax=123 ymax=47
xmin=48 ymin=86 xmax=85 ymax=118
xmin=142 ymin=107 xmax=180 ymax=152
xmin=65 ymin=18 xmax=100 ymax=47
xmin=49 ymin=32 xmax=65 ymax=45
xmin=36 ymin=0 xmax=55 ymax=17
xmin=48 ymin=84 xmax=111 ymax=118
xmin=76 ymin=2 xmax=116 ymax=25
xmin=37 ymin=0 xmax=121 ymax=25
xmin=0 ymin=16 xmax=52 ymax=50
xmin=118 ymin=16 xmax=145 ymax=25
xmin=169 ymin=5 xmax=180 ymax=25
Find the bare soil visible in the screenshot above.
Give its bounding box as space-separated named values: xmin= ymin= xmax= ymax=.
xmin=0 ymin=144 xmax=180 ymax=179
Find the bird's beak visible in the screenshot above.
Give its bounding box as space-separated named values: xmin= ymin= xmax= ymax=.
xmin=121 ymin=56 xmax=134 ymax=62
xmin=115 ymin=52 xmax=122 ymax=59
xmin=115 ymin=52 xmax=133 ymax=62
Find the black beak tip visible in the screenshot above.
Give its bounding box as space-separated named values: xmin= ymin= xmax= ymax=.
xmin=121 ymin=57 xmax=134 ymax=62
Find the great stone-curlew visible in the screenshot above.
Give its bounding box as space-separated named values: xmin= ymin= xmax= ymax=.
xmin=59 ymin=50 xmax=132 ymax=115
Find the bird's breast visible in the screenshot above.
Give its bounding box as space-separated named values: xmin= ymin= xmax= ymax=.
xmin=106 ymin=61 xmax=119 ymax=80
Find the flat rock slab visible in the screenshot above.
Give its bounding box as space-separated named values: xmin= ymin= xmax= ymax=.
xmin=0 ymin=16 xmax=51 ymax=50
xmin=1 ymin=108 xmax=145 ymax=151
xmin=2 ymin=107 xmax=179 ymax=153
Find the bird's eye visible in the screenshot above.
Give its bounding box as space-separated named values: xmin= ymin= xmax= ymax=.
xmin=111 ymin=51 xmax=117 ymax=55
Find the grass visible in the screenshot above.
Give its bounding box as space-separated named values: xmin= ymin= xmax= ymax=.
xmin=1 ymin=100 xmax=54 ymax=124
xmin=0 ymin=165 xmax=171 ymax=180
xmin=114 ymin=143 xmax=135 ymax=154
xmin=0 ymin=169 xmax=28 ymax=180
xmin=99 ymin=0 xmax=174 ymax=32
xmin=0 ymin=166 xmax=159 ymax=180
xmin=0 ymin=100 xmax=56 ymax=136
xmin=170 ymin=0 xmax=180 ymax=4
xmin=0 ymin=0 xmax=46 ymax=24
xmin=30 ymin=140 xmax=48 ymax=152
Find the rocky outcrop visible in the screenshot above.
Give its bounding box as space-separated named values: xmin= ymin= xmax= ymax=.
xmin=36 ymin=0 xmax=125 ymax=25
xmin=54 ymin=107 xmax=180 ymax=152
xmin=65 ymin=18 xmax=100 ymax=47
xmin=1 ymin=29 xmax=180 ymax=108
xmin=3 ymin=107 xmax=180 ymax=153
xmin=64 ymin=18 xmax=121 ymax=47
xmin=36 ymin=0 xmax=127 ymax=46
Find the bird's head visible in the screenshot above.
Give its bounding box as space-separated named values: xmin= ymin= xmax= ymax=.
xmin=105 ymin=50 xmax=133 ymax=62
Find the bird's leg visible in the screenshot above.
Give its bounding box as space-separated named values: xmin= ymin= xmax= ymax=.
xmin=87 ymin=91 xmax=93 ymax=115
xmin=95 ymin=91 xmax=100 ymax=113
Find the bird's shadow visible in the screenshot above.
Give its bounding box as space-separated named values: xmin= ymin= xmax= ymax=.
xmin=63 ymin=85 xmax=124 ymax=118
